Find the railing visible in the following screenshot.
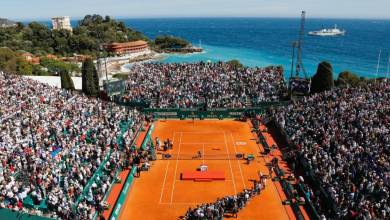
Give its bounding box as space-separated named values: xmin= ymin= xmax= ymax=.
xmin=0 ymin=209 xmax=53 ymax=220
xmin=93 ymin=122 xmax=144 ymax=220
xmin=143 ymin=108 xmax=262 ymax=119
xmin=73 ymin=149 xmax=113 ymax=210
xmin=115 ymin=98 xmax=290 ymax=110
xmin=115 ymin=99 xmax=150 ymax=108
xmin=297 ymin=183 xmax=321 ymax=220
xmin=109 ymin=164 xmax=137 ymax=220
xmin=141 ymin=123 xmax=154 ymax=151
xmin=73 ymin=119 xmax=135 ymax=211
xmin=279 ymin=179 xmax=305 ymax=220
xmin=108 ymin=121 xmax=156 ymax=220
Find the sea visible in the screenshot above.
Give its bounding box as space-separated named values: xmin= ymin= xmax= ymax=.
xmin=41 ymin=18 xmax=390 ymax=78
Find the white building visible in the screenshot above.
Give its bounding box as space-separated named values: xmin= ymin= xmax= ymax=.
xmin=51 ymin=16 xmax=72 ymax=32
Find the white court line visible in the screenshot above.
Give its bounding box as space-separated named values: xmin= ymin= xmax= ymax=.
xmin=230 ymin=132 xmax=246 ymax=189
xmin=174 ymin=131 xmax=225 ymax=134
xmin=175 ymin=179 xmax=233 ymax=182
xmin=159 ymin=132 xmax=176 ymax=204
xmin=172 ymin=130 xmax=176 ymax=144
xmin=180 ymin=142 xmax=223 ymax=145
xmin=159 ymin=202 xmax=201 ymax=205
xmin=170 ymin=132 xmax=182 ymax=204
xmin=159 ymin=160 xmax=170 ymax=203
xmin=223 ymin=132 xmax=237 ymax=194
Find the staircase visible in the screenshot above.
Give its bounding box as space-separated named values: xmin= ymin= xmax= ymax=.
xmin=199 ymin=96 xmax=206 ymax=105
xmin=245 ymin=96 xmax=253 ymax=108
xmin=150 ymin=97 xmax=158 ymax=108
xmin=243 ymin=84 xmax=252 ymax=108
xmin=17 ymin=171 xmax=31 ymax=186
xmin=60 ymin=175 xmax=65 ymax=188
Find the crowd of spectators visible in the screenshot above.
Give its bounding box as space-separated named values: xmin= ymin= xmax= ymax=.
xmin=272 ymin=82 xmax=390 ymax=219
xmin=0 ymin=72 xmax=144 ymax=219
xmin=184 ymin=176 xmax=266 ymax=219
xmin=122 ymin=62 xmax=286 ymax=108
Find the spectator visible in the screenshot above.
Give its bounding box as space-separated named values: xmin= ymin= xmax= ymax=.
xmin=0 ymin=71 xmax=144 ymax=219
xmin=272 ymin=82 xmax=390 ymax=219
xmin=184 ymin=177 xmax=266 ymax=220
xmin=122 ymin=62 xmax=286 ymax=108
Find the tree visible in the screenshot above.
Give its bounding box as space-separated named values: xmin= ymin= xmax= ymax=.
xmin=336 ymin=71 xmax=361 ymax=87
xmin=227 ymin=60 xmax=244 ymax=69
xmin=1 ymin=14 xmax=150 ymax=59
xmin=60 ymin=69 xmax=75 ymax=90
xmin=32 ymin=65 xmax=49 ymax=76
xmin=0 ymin=47 xmax=15 ymax=70
xmin=311 ymin=61 xmax=334 ymax=93
xmin=51 ymin=29 xmax=72 ymax=55
xmin=16 ymin=59 xmax=33 ymax=75
xmin=154 ymin=35 xmax=190 ymax=50
xmin=82 ymin=58 xmax=99 ymax=96
xmin=40 ymin=57 xmax=80 ymax=75
xmin=104 ymin=16 xmax=112 ymax=23
xmin=15 ymin=22 xmax=24 ymax=31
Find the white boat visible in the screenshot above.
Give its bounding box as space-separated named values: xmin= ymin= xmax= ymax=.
xmin=308 ymin=25 xmax=346 ymax=36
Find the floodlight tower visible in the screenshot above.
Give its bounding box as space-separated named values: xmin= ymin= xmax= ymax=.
xmin=289 ymin=11 xmax=311 ymax=95
xmin=295 ymin=11 xmax=307 ymax=78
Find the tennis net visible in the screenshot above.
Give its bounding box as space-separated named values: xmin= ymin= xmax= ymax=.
xmin=161 ymin=153 xmax=245 ymax=160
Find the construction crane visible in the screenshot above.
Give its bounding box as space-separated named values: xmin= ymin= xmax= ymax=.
xmin=289 ymin=11 xmax=310 ymax=95
xmin=295 ymin=11 xmax=307 ymax=78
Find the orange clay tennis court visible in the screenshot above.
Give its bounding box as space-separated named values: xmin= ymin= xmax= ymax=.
xmin=119 ymin=120 xmax=292 ymax=220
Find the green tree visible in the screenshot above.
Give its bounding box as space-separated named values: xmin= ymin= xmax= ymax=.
xmin=32 ymin=65 xmax=49 ymax=76
xmin=51 ymin=29 xmax=72 ymax=55
xmin=15 ymin=22 xmax=24 ymax=31
xmin=311 ymin=61 xmax=334 ymax=93
xmin=227 ymin=60 xmax=244 ymax=69
xmin=0 ymin=47 xmax=16 ymax=70
xmin=0 ymin=47 xmax=19 ymax=73
xmin=16 ymin=59 xmax=33 ymax=75
xmin=4 ymin=57 xmax=18 ymax=73
xmin=24 ymin=22 xmax=52 ymax=52
xmin=40 ymin=57 xmax=80 ymax=75
xmin=60 ymin=69 xmax=75 ymax=90
xmin=336 ymin=71 xmax=361 ymax=87
xmin=104 ymin=16 xmax=112 ymax=23
xmin=82 ymin=58 xmax=99 ymax=96
xmin=154 ymin=35 xmax=190 ymax=50
xmin=1 ymin=14 xmax=152 ymax=58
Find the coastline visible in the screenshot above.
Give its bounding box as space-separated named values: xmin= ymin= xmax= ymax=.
xmin=25 ymin=18 xmax=390 ymax=79
xmin=107 ymin=48 xmax=206 ymax=74
xmin=103 ymin=50 xmax=161 ymax=74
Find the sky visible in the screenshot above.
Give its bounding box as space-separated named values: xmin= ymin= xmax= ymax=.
xmin=1 ymin=0 xmax=390 ymax=21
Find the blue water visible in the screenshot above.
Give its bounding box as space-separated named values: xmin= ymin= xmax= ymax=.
xmin=44 ymin=18 xmax=390 ymax=78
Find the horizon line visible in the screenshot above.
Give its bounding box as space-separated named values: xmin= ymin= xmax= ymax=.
xmin=16 ymin=15 xmax=390 ymax=22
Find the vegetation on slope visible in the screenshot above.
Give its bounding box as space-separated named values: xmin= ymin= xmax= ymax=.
xmin=153 ymin=35 xmax=190 ymax=51
xmin=0 ymin=14 xmax=149 ymax=57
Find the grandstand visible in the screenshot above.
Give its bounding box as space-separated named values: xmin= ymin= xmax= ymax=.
xmin=1 ymin=68 xmax=389 ymax=220
xmin=0 ymin=72 xmax=144 ymax=219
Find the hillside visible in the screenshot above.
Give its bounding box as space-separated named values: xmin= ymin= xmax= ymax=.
xmin=0 ymin=14 xmax=149 ymax=57
xmin=0 ymin=18 xmax=16 ymax=27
